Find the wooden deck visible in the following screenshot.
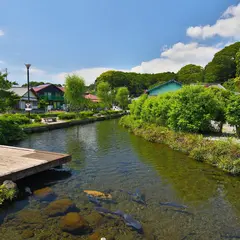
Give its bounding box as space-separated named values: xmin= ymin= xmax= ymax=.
xmin=0 ymin=145 xmax=71 ymax=183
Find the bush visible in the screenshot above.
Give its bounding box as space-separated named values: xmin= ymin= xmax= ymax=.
xmin=30 ymin=114 xmax=42 ymax=123
xmin=78 ymin=111 xmax=94 ymax=118
xmin=2 ymin=114 xmax=31 ymax=125
xmin=58 ymin=112 xmax=77 ymax=120
xmin=0 ymin=118 xmax=25 ymax=144
xmin=0 ymin=184 xmax=17 ymax=205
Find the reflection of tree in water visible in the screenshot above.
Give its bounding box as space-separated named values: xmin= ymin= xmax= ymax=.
xmin=129 ymin=134 xmax=219 ymax=206
xmin=65 ymin=127 xmax=88 ymax=171
xmin=95 ymin=119 xmax=132 ymax=157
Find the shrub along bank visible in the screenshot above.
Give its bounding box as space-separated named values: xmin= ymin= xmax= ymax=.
xmin=120 ymin=115 xmax=240 ymax=175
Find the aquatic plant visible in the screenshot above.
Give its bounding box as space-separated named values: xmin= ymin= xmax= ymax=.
xmin=0 ymin=184 xmax=17 ymax=205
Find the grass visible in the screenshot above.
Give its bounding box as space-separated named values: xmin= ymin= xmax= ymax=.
xmin=120 ymin=115 xmax=240 ymax=175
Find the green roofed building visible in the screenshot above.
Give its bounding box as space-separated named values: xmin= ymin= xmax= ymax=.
xmin=146 ymin=80 xmax=182 ymax=96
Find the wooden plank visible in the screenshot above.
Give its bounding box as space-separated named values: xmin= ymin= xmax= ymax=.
xmin=0 ymin=145 xmax=71 ymax=183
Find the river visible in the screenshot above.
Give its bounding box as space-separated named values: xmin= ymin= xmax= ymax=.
xmin=0 ymin=119 xmax=240 ymax=239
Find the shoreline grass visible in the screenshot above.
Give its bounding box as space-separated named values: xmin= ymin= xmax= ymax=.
xmin=120 ymin=115 xmax=240 ymax=175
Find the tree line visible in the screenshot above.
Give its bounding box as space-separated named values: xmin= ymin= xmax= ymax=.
xmin=94 ymin=42 xmax=240 ymax=96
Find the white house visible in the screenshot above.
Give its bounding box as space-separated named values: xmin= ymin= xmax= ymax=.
xmin=9 ymin=87 xmax=39 ymax=110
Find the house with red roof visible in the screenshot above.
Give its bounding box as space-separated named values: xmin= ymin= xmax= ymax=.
xmin=32 ymin=84 xmax=65 ymax=110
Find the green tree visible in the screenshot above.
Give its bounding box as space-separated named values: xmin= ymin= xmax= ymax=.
xmin=96 ymin=81 xmax=112 ymax=108
xmin=95 ymin=70 xmax=176 ymax=97
xmin=204 ymin=42 xmax=240 ymax=83
xmin=236 ymin=49 xmax=240 ymax=77
xmin=0 ymin=72 xmax=19 ymax=112
xmin=223 ymin=77 xmax=240 ymax=92
xmin=226 ymin=94 xmax=240 ymax=137
xmin=206 ymin=87 xmax=233 ymax=132
xmin=64 ymin=74 xmax=86 ymax=111
xmin=177 ymin=64 xmax=204 ymax=83
xmin=115 ymin=87 xmax=129 ymax=109
xmin=167 ymin=86 xmax=220 ymax=133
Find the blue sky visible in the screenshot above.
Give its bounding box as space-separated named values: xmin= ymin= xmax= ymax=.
xmin=0 ymin=0 xmax=240 ymax=85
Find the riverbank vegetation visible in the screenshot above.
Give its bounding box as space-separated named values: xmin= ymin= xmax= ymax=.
xmin=119 ymin=85 xmax=240 ymax=175
xmin=120 ymin=115 xmax=240 ymax=175
xmin=0 ymin=184 xmax=17 ymax=205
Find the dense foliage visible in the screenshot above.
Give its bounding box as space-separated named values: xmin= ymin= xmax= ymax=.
xmin=130 ymin=86 xmax=233 ymax=133
xmin=96 ymin=81 xmax=112 ymax=108
xmin=120 ymin=115 xmax=240 ymax=175
xmin=177 ymin=64 xmax=204 ymax=83
xmin=0 ymin=72 xmax=20 ymax=112
xmin=95 ymin=71 xmax=176 ymax=96
xmin=0 ymin=117 xmax=26 ymax=144
xmin=204 ymin=42 xmax=240 ymax=83
xmin=64 ymin=74 xmax=86 ymax=111
xmin=236 ymin=49 xmax=240 ymax=77
xmin=226 ymin=94 xmax=240 ymax=136
xmin=0 ymin=184 xmax=17 ymax=205
xmin=115 ymin=87 xmax=129 ymax=109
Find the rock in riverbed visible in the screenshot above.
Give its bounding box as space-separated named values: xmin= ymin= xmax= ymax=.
xmin=45 ymin=199 xmax=78 ymax=217
xmin=60 ymin=212 xmax=91 ymax=235
xmin=33 ymin=187 xmax=57 ymax=201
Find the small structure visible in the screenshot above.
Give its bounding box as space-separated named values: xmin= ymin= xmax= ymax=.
xmin=147 ymin=80 xmax=182 ymax=96
xmin=0 ymin=145 xmax=71 ymax=183
xmin=84 ymin=92 xmax=100 ymax=103
xmin=32 ymin=84 xmax=65 ymax=110
xmin=9 ymin=87 xmax=39 ymax=110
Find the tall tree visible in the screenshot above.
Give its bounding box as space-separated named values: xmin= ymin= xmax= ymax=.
xmin=236 ymin=49 xmax=240 ymax=77
xmin=64 ymin=74 xmax=86 ymax=111
xmin=96 ymin=81 xmax=112 ymax=107
xmin=204 ymin=42 xmax=240 ymax=83
xmin=115 ymin=87 xmax=129 ymax=109
xmin=0 ymin=72 xmax=19 ymax=112
xmin=177 ymin=64 xmax=204 ymax=83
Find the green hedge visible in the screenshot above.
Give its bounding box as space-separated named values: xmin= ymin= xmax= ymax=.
xmin=58 ymin=112 xmax=77 ymax=120
xmin=120 ymin=115 xmax=240 ymax=175
xmin=0 ymin=118 xmax=25 ymax=144
xmin=1 ymin=114 xmax=31 ymax=125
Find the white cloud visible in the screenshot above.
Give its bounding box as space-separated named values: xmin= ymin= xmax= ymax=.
xmin=0 ymin=30 xmax=4 ymax=36
xmin=131 ymin=42 xmax=221 ymax=74
xmin=187 ymin=3 xmax=240 ymax=40
xmin=8 ymin=42 xmax=223 ymax=85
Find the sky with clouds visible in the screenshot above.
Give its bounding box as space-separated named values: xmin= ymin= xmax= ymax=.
xmin=0 ymin=0 xmax=240 ymax=86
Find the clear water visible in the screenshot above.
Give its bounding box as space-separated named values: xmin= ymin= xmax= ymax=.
xmin=0 ymin=119 xmax=240 ymax=240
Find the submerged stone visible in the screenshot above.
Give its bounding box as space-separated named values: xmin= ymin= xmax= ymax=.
xmin=60 ymin=212 xmax=91 ymax=235
xmin=33 ymin=187 xmax=57 ymax=201
xmin=17 ymin=209 xmax=44 ymax=224
xmin=89 ymin=232 xmax=101 ymax=240
xmin=44 ymin=199 xmax=78 ymax=217
xmin=21 ymin=230 xmax=34 ymax=239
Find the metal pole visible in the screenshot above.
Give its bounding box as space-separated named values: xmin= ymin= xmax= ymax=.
xmin=25 ymin=64 xmax=31 ymax=117
xmin=27 ymin=67 xmax=30 ymax=117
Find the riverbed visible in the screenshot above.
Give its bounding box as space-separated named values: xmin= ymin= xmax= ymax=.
xmin=0 ymin=119 xmax=240 ymax=239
